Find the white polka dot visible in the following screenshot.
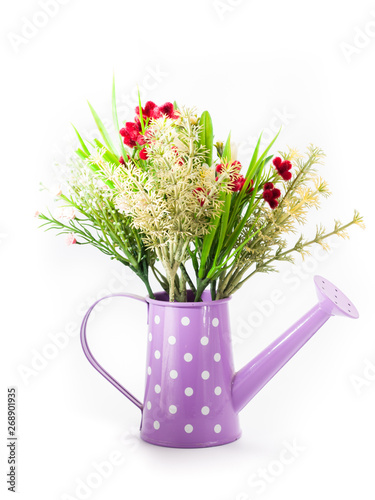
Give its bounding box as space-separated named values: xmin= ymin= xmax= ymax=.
xmin=201 ymin=406 xmax=210 ymax=415
xmin=148 ymin=332 xmax=152 ymax=341
xmin=214 ymin=386 xmax=222 ymax=395
xmin=154 ymin=350 xmax=161 ymax=359
xmin=200 ymin=336 xmax=209 ymax=346
xmin=184 ymin=353 xmax=193 ymax=362
xmin=168 ymin=336 xmax=176 ymax=345
xmin=214 ymin=353 xmax=221 ymax=362
xmin=169 ymin=405 xmax=177 ymax=414
xmin=146 ymin=401 xmax=151 ymax=410
xmin=201 ymin=370 xmax=210 ymax=380
xmin=147 ymin=366 xmax=152 ymax=375
xmin=184 ymin=424 xmax=193 ymax=433
xmin=154 ymin=384 xmax=161 ymax=393
xmin=154 ymin=315 xmax=160 ymax=324
xmin=153 ymin=421 xmax=160 ymax=430
xmin=170 ymin=370 xmax=178 ymax=379
xmin=214 ymin=424 xmax=222 ymax=433
xmin=184 ymin=387 xmax=193 ymax=396
xmin=212 ymin=317 xmax=219 ymax=327
xmin=181 ymin=316 xmax=190 ymax=326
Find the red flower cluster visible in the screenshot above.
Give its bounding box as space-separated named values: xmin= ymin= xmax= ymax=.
xmin=119 ymin=121 xmax=145 ymax=148
xmin=216 ymin=161 xmax=252 ymax=193
xmin=193 ymin=187 xmax=206 ymax=207
xmin=263 ymin=182 xmax=281 ymax=209
xmin=273 ymin=157 xmax=292 ymax=181
xmin=139 ymin=148 xmax=148 ymax=160
xmin=136 ymin=101 xmax=179 ymax=120
xmin=119 ymin=101 xmax=179 ymax=149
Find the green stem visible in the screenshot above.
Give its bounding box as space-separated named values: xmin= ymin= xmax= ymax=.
xmin=180 ymin=263 xmax=196 ymax=294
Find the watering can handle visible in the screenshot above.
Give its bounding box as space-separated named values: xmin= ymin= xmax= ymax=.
xmin=80 ymin=293 xmax=147 ymax=412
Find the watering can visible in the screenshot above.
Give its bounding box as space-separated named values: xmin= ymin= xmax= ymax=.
xmin=80 ymin=275 xmax=358 ymax=448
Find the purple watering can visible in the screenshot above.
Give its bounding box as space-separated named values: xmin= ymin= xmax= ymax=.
xmin=80 ymin=275 xmax=358 ymax=448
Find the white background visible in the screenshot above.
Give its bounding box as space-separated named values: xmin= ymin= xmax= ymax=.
xmin=1 ymin=0 xmax=375 ymax=499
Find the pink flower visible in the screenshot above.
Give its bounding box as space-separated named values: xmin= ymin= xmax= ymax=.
xmin=52 ymin=185 xmax=62 ymax=197
xmin=65 ymin=234 xmax=77 ymax=246
xmin=55 ymin=207 xmax=76 ymax=220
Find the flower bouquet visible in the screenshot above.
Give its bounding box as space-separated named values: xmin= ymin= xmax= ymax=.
xmin=38 ymin=82 xmax=364 ymax=302
xmin=38 ymin=82 xmax=365 ymax=448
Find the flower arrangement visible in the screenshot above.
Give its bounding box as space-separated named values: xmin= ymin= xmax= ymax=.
xmin=38 ymin=82 xmax=364 ymax=302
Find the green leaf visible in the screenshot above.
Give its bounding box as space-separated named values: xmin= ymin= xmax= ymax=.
xmin=198 ymin=192 xmax=226 ymax=278
xmin=137 ymin=87 xmax=145 ymax=134
xmin=75 ymin=148 xmax=90 ymax=161
xmin=93 ymin=139 xmax=119 ymax=164
xmin=88 ymin=101 xmax=118 ymax=156
xmin=246 ymin=132 xmax=262 ymax=177
xmin=222 ymin=132 xmax=231 ymax=162
xmin=198 ymin=111 xmax=213 ymax=166
xmin=213 ymin=193 xmax=231 ymax=265
xmin=112 ymin=75 xmax=127 ymax=159
xmin=72 ymin=125 xmax=90 ymax=155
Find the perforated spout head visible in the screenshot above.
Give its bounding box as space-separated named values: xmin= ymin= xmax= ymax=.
xmin=314 ymin=275 xmax=359 ymax=319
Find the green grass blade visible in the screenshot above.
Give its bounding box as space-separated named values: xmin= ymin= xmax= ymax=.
xmin=72 ymin=125 xmax=90 ymax=155
xmin=222 ymin=132 xmax=231 ymax=162
xmin=213 ymin=193 xmax=231 ymax=265
xmin=198 ymin=111 xmax=213 ymax=166
xmin=246 ymin=133 xmax=262 ymax=177
xmin=88 ymin=101 xmax=118 ymax=156
xmin=112 ymin=75 xmax=127 ymax=159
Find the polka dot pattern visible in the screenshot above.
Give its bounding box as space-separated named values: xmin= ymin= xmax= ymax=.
xmin=201 ymin=406 xmax=210 ymax=415
xmin=142 ymin=305 xmax=240 ymax=446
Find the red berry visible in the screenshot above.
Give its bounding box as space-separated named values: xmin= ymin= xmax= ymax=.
xmin=263 ymin=189 xmax=274 ymax=202
xmin=272 ymin=188 xmax=281 ymax=199
xmin=269 ymin=199 xmax=279 ymax=209
xmin=282 ymin=170 xmax=292 ymax=181
xmin=264 ymin=182 xmax=274 ymax=190
xmin=119 ymin=156 xmax=125 ymax=164
xmin=273 ymin=157 xmax=282 ymax=168
xmin=280 ymin=160 xmax=292 ymax=170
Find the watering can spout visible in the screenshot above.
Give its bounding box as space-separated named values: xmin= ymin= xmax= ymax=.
xmin=231 ymin=276 xmax=359 ymax=414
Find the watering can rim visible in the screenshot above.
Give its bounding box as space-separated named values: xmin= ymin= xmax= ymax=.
xmin=145 ymin=290 xmax=232 ymax=308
